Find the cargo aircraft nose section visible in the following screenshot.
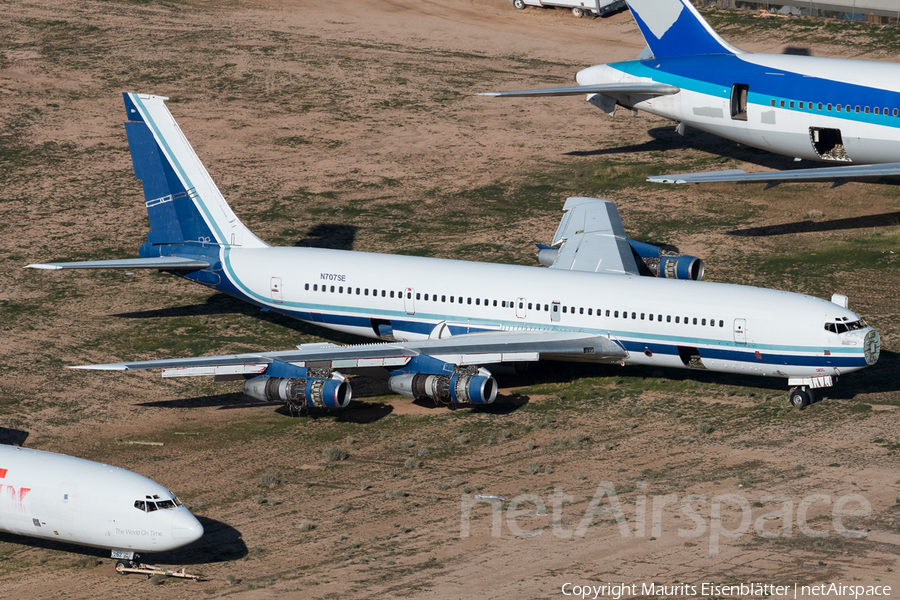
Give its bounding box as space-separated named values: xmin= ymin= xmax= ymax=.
xmin=170 ymin=508 xmax=204 ymax=545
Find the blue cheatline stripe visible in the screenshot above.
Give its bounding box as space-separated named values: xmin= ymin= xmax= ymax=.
xmin=610 ymin=56 xmax=900 ymax=129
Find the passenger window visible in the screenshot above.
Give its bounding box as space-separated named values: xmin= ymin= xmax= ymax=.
xmin=443 ymin=295 xmax=447 ymax=302
xmin=330 ymin=285 xmax=335 ymax=292
xmin=894 ymin=109 xmax=899 ymax=117
xmin=779 ymin=100 xmax=785 ymax=108
xmin=826 ymin=104 xmax=831 ymax=111
xmin=817 ymin=103 xmax=823 ymax=110
xmin=493 ymin=300 xmax=498 ymax=307
xmin=875 ymin=107 xmax=880 ymax=115
xmin=544 ymin=304 xmax=548 ymax=311
xmin=579 ymin=307 xmax=583 ymax=315
xmin=382 ymin=290 xmax=386 ymax=297
xmin=701 ymin=318 xmax=706 ymax=325
xmin=588 ymin=308 xmax=592 ymax=316
xmin=855 ymin=105 xmax=860 ymax=113
xmin=614 ymin=311 xmax=619 ymax=318
xmin=304 ymin=283 xmax=309 ymax=291
xmin=339 ymin=286 xmax=343 ymax=293
xmin=692 ymin=317 xmax=697 ymax=325
xmin=501 ymin=300 xmax=506 ymax=307
xmin=847 ymin=105 xmax=852 ymax=112
xmin=649 ymin=314 xmax=653 ymax=321
xmin=518 ymin=301 xmax=523 ymax=309
xmin=364 ymin=289 xmax=369 ymax=296
xmin=658 ymin=314 xmax=662 ymax=321
xmin=719 ymin=320 xmax=724 ymax=327
xmin=562 ymin=306 xmax=567 ymax=313
xmin=789 ymin=101 xmax=794 ymax=109
xmin=640 ymin=313 xmax=645 ymax=320
xmin=667 ymin=316 xmax=671 ymax=323
xmin=356 ymin=288 xmax=361 ymax=294
xmin=631 ymin=312 xmax=636 ymax=319
xmin=450 ymin=296 xmax=455 ymax=303
xmin=865 ymin=106 xmax=870 ymax=114
xmin=770 ymin=99 xmax=775 ymax=107
xmin=622 ymin=311 xmax=626 ymax=319
xmin=836 ymin=104 xmax=841 ymax=112
xmin=528 ymin=303 xmax=533 ymax=309
xmin=406 ymin=292 xmax=411 ymax=299
xmin=605 ymin=310 xmax=610 ymax=317
xmin=675 ymin=316 xmax=680 ymax=323
xmin=475 ymin=298 xmax=480 ymax=305
xmin=416 ymin=292 xmax=421 ymax=300
xmin=313 ymin=284 xmax=318 ymax=291
xmin=390 ymin=291 xmax=394 ymax=298
xmin=467 ymin=297 xmax=472 ymax=305
xmin=799 ymin=101 xmax=804 ymax=109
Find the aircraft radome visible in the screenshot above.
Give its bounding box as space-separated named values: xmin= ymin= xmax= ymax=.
xmin=28 ymin=93 xmax=880 ymax=410
xmin=483 ymin=0 xmax=900 ymax=186
xmin=0 ymin=444 xmax=203 ymax=572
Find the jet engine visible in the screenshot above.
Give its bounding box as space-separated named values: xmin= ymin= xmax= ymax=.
xmin=629 ymin=240 xmax=704 ymax=281
xmin=388 ymin=369 xmax=497 ymax=404
xmin=243 ymin=376 xmax=351 ymax=409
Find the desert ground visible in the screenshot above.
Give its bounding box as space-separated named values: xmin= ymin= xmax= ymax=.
xmin=2 ymin=0 xmax=900 ymax=598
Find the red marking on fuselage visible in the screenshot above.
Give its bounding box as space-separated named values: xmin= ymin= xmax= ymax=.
xmin=0 ymin=468 xmax=6 ymax=479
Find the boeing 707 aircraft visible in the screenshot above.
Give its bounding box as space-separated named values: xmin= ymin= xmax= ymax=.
xmin=0 ymin=445 xmax=202 ymax=571
xmin=28 ymin=94 xmax=880 ymax=409
xmin=484 ymin=0 xmax=900 ymax=186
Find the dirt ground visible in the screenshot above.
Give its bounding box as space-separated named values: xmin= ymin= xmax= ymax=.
xmin=2 ymin=0 xmax=900 ymax=598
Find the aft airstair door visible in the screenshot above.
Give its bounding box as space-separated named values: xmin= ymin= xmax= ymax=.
xmin=733 ymin=319 xmax=747 ymax=345
xmin=270 ymin=277 xmax=283 ymax=304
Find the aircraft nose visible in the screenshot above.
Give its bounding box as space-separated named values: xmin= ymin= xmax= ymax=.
xmin=171 ymin=508 xmax=204 ymax=545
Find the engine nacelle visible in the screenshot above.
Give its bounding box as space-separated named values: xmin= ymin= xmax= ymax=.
xmin=243 ymin=376 xmax=352 ymax=409
xmin=389 ymin=371 xmax=497 ymax=404
xmin=628 ymin=239 xmax=704 ymax=281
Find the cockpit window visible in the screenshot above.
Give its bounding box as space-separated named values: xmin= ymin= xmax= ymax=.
xmin=156 ymin=500 xmax=176 ymax=510
xmin=134 ymin=500 xmax=146 ymax=512
xmin=147 ymin=502 xmax=158 ymax=512
xmin=825 ymin=319 xmax=866 ymax=334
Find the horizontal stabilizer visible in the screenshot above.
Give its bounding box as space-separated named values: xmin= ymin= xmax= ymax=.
xmin=26 ymin=257 xmax=210 ymax=270
xmin=70 ymin=330 xmax=627 ymax=374
xmin=648 ymin=163 xmax=900 ymax=185
xmin=478 ymin=83 xmax=680 ymax=98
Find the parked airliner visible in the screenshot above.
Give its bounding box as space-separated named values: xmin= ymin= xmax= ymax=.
xmin=28 ymin=94 xmax=880 ymax=409
xmin=484 ymin=0 xmax=900 ymax=186
xmin=0 ymin=444 xmax=203 ymax=571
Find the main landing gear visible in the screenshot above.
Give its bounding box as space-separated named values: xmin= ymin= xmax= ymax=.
xmin=789 ymin=385 xmax=815 ymax=409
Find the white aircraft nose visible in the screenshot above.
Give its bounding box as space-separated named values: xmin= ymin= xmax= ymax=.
xmin=171 ymin=508 xmax=204 ymax=545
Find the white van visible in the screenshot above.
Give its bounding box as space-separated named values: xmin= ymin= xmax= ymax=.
xmin=511 ymin=0 xmax=627 ymax=18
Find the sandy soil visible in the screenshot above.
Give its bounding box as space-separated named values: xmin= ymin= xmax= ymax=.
xmin=1 ymin=0 xmax=900 ymax=598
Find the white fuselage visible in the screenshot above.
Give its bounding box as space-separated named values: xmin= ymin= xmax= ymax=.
xmin=0 ymin=446 xmax=203 ymax=554
xmin=206 ymin=244 xmax=877 ymax=381
xmin=577 ymin=53 xmax=900 ymax=164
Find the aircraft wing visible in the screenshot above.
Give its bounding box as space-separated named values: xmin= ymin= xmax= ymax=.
xmin=70 ymin=330 xmax=627 ymax=376
xmin=541 ymin=197 xmax=641 ymax=276
xmin=647 ymin=163 xmax=900 ymax=186
xmin=25 ymin=257 xmax=210 ymax=270
xmin=478 ymin=83 xmax=680 ymax=98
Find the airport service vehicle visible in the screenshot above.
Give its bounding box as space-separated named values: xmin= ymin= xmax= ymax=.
xmin=28 ymin=94 xmax=880 ymax=409
xmin=486 ymin=0 xmax=900 ymax=186
xmin=511 ymin=0 xmax=626 ymax=18
xmin=0 ymin=445 xmax=203 ymax=570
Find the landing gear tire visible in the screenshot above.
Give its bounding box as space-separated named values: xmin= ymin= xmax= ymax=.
xmin=513 ymin=0 xmax=525 ymax=8
xmin=115 ymin=560 xmax=131 ymax=574
xmin=789 ymin=386 xmax=813 ymax=409
xmin=572 ymin=7 xmax=584 ymax=17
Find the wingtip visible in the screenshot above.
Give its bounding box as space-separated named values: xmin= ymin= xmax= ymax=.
xmin=68 ymin=364 xmax=129 ymax=371
xmin=24 ymin=264 xmax=62 ymax=270
xmin=475 ymin=92 xmax=500 ymax=97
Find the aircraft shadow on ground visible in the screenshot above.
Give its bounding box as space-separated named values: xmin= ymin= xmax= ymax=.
xmin=727 ymin=211 xmax=900 ymax=237
xmin=565 ymin=126 xmax=799 ymax=171
xmin=0 ymin=428 xmax=29 ymax=446
xmin=0 ymin=516 xmax=244 ymax=565
xmin=152 ymin=517 xmax=247 ymax=566
xmin=294 ymin=223 xmax=358 ymax=251
xmin=137 ymin=392 xmax=262 ymax=411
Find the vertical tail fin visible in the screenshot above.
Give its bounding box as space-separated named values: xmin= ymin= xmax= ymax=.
xmin=123 ymin=93 xmax=267 ymax=249
xmin=625 ymin=0 xmax=742 ymax=59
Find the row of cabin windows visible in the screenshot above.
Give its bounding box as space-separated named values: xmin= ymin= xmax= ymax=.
xmin=772 ymin=98 xmax=899 ymax=117
xmin=305 ymin=283 xmax=725 ymax=327
xmin=306 ymin=283 xmax=508 ymax=305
